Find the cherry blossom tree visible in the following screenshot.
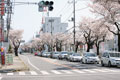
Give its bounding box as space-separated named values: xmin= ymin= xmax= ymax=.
xmin=92 ymin=19 xmax=113 ymax=55
xmin=90 ymin=0 xmax=120 ymax=51
xmin=53 ymin=33 xmax=71 ymax=51
xmin=9 ymin=29 xmax=24 ymax=56
xmin=79 ymin=17 xmax=112 ymax=54
xmin=31 ymin=38 xmax=43 ymax=51
xmin=79 ymin=17 xmax=97 ymax=52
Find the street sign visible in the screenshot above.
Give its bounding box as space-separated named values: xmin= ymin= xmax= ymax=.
xmin=0 ymin=0 xmax=5 ymax=16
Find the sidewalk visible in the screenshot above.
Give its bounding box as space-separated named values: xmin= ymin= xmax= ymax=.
xmin=0 ymin=54 xmax=29 ymax=73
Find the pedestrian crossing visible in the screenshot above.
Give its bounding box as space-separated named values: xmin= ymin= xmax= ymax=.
xmin=1 ymin=68 xmax=120 ymax=76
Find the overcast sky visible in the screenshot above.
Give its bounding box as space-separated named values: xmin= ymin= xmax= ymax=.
xmin=11 ymin=0 xmax=93 ymax=42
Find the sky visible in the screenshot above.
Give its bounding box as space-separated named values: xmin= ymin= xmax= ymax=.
xmin=11 ymin=0 xmax=93 ymax=42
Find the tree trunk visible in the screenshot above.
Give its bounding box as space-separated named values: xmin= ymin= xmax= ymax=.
xmin=118 ymin=34 xmax=120 ymax=52
xmin=14 ymin=47 xmax=18 ymax=56
xmin=96 ymin=45 xmax=99 ymax=55
xmin=60 ymin=42 xmax=62 ymax=51
xmin=75 ymin=44 xmax=78 ymax=53
xmin=87 ymin=43 xmax=90 ymax=52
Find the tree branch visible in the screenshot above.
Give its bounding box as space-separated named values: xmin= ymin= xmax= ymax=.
xmin=106 ymin=25 xmax=118 ymax=35
xmin=115 ymin=22 xmax=120 ymax=32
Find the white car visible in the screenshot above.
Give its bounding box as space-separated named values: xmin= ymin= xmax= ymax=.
xmin=58 ymin=51 xmax=68 ymax=59
xmin=46 ymin=52 xmax=51 ymax=57
xmin=82 ymin=52 xmax=99 ymax=64
xmin=101 ymin=51 xmax=120 ymax=67
xmin=52 ymin=52 xmax=60 ymax=59
xmin=69 ymin=53 xmax=82 ymax=62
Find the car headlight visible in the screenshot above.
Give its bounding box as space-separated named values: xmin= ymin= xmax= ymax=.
xmin=96 ymin=57 xmax=99 ymax=61
xmin=111 ymin=59 xmax=116 ymax=63
xmin=87 ymin=58 xmax=91 ymax=59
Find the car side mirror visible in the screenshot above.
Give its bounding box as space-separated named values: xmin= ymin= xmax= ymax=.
xmin=106 ymin=56 xmax=109 ymax=58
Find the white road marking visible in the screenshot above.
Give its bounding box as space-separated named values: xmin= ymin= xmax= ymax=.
xmin=19 ymin=72 xmax=26 ymax=75
xmin=25 ymin=56 xmax=40 ymax=71
xmin=92 ymin=69 xmax=109 ymax=72
xmin=103 ymin=69 xmax=119 ymax=72
xmin=40 ymin=71 xmax=50 ymax=75
xmin=51 ymin=70 xmax=62 ymax=74
xmin=61 ymin=70 xmax=73 ymax=74
xmin=30 ymin=71 xmax=38 ymax=75
xmin=82 ymin=69 xmax=96 ymax=73
xmin=0 ymin=77 xmax=2 ymax=80
xmin=7 ymin=73 xmax=14 ymax=76
xmin=72 ymin=70 xmax=85 ymax=73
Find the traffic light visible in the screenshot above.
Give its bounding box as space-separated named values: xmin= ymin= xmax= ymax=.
xmin=48 ymin=1 xmax=54 ymax=11
xmin=38 ymin=1 xmax=44 ymax=12
xmin=38 ymin=1 xmax=54 ymax=12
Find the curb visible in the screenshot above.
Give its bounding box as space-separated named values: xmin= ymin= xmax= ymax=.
xmin=16 ymin=56 xmax=30 ymax=72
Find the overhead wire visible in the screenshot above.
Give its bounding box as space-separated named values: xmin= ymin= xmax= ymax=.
xmin=54 ymin=0 xmax=70 ymax=17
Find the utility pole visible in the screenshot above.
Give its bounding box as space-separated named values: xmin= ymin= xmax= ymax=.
xmin=49 ymin=19 xmax=54 ymax=52
xmin=6 ymin=0 xmax=12 ymax=42
xmin=73 ymin=0 xmax=76 ymax=52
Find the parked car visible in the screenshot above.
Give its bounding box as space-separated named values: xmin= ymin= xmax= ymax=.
xmin=81 ymin=52 xmax=99 ymax=64
xmin=34 ymin=52 xmax=38 ymax=56
xmin=34 ymin=51 xmax=40 ymax=56
xmin=42 ymin=52 xmax=47 ymax=57
xmin=69 ymin=53 xmax=82 ymax=62
xmin=52 ymin=52 xmax=60 ymax=59
xmin=58 ymin=51 xmax=69 ymax=60
xmin=66 ymin=52 xmax=74 ymax=60
xmin=101 ymin=51 xmax=120 ymax=67
xmin=46 ymin=52 xmax=51 ymax=57
xmin=37 ymin=52 xmax=41 ymax=56
xmin=40 ymin=50 xmax=45 ymax=57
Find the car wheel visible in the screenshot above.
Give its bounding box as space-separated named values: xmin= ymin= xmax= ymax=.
xmin=81 ymin=59 xmax=84 ymax=64
xmin=108 ymin=61 xmax=112 ymax=67
xmin=101 ymin=61 xmax=104 ymax=66
xmin=85 ymin=59 xmax=87 ymax=64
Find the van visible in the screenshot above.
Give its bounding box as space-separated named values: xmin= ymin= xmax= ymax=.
xmin=101 ymin=51 xmax=120 ymax=67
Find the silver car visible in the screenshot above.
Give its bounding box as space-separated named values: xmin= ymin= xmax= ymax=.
xmin=52 ymin=52 xmax=60 ymax=59
xmin=101 ymin=51 xmax=120 ymax=67
xmin=58 ymin=51 xmax=68 ymax=60
xmin=46 ymin=52 xmax=51 ymax=57
xmin=82 ymin=52 xmax=99 ymax=64
xmin=69 ymin=53 xmax=82 ymax=62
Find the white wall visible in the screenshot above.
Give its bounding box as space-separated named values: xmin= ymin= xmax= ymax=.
xmin=43 ymin=17 xmax=67 ymax=34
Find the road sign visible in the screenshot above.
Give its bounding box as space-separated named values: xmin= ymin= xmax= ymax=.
xmin=0 ymin=0 xmax=5 ymax=16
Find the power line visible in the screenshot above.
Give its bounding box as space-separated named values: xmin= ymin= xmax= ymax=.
xmin=75 ymin=6 xmax=88 ymax=11
xmin=63 ymin=12 xmax=73 ymax=22
xmin=55 ymin=0 xmax=70 ymax=17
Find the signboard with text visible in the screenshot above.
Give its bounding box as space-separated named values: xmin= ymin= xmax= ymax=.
xmin=0 ymin=0 xmax=5 ymax=16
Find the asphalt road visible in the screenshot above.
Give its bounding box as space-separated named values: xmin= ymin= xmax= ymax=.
xmin=1 ymin=53 xmax=120 ymax=80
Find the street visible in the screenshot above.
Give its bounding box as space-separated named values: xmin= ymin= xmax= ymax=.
xmin=0 ymin=53 xmax=120 ymax=80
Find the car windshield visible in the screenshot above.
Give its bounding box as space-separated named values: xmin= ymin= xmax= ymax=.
xmin=73 ymin=54 xmax=81 ymax=56
xmin=55 ymin=52 xmax=59 ymax=54
xmin=109 ymin=53 xmax=120 ymax=57
xmin=86 ymin=53 xmax=96 ymax=57
xmin=68 ymin=52 xmax=74 ymax=55
xmin=61 ymin=52 xmax=68 ymax=54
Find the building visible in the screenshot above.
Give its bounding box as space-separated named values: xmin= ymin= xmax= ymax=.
xmin=114 ymin=35 xmax=118 ymax=51
xmin=42 ymin=17 xmax=68 ymax=34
